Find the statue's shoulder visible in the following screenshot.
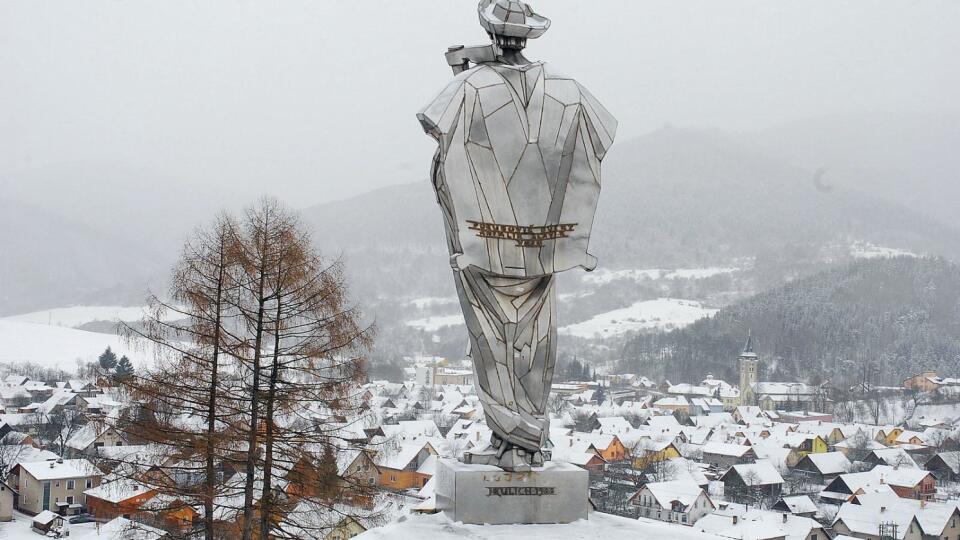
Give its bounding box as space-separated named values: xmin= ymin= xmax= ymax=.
xmin=460 ymin=63 xmax=508 ymax=89
xmin=540 ymin=63 xmax=618 ymax=155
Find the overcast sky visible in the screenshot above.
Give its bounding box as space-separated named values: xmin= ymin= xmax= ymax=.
xmin=2 ymin=0 xmax=958 ymax=213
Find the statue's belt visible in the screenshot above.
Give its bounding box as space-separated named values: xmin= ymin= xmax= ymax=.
xmin=466 ymin=220 xmax=576 ymax=248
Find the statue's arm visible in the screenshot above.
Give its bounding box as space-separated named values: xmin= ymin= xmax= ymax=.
xmin=575 ymin=82 xmax=618 ymax=160
xmin=417 ymin=78 xmax=468 ymax=139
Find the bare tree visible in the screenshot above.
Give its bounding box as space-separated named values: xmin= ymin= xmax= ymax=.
xmin=117 ymin=213 xmax=245 ymax=540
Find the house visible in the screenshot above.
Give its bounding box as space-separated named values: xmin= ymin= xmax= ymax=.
xmin=653 ymin=396 xmax=690 ymax=415
xmin=701 ymin=442 xmax=756 ymax=470
xmin=11 ymin=458 xmax=103 ymax=515
xmin=0 ymin=479 xmax=15 ymax=521
xmin=373 ymin=440 xmax=437 ymax=491
xmin=696 ymin=505 xmax=827 ymax=540
xmin=65 ymin=422 xmax=127 ymax=457
xmin=822 ymin=465 xmax=936 ymax=503
xmin=572 ymin=433 xmax=629 ymax=463
xmin=85 ymin=477 xmax=157 ymax=521
xmin=923 ymin=451 xmax=960 ymax=482
xmin=771 ymin=495 xmax=818 ymax=518
xmin=31 ymin=509 xmax=66 ymax=536
xmin=864 ymin=447 xmax=918 ymax=469
xmin=753 ymin=382 xmax=819 ymax=412
xmin=792 ymin=452 xmax=852 ymax=484
xmin=595 ymin=416 xmax=633 ymax=436
xmin=629 ymin=479 xmax=714 ymax=526
xmin=902 ymin=370 xmax=941 ymax=392
xmin=630 ymin=438 xmax=681 ymax=469
xmin=832 ymin=492 xmax=960 ymax=539
xmin=779 ymin=433 xmax=828 ymax=463
xmin=720 ymin=461 xmax=784 ymax=504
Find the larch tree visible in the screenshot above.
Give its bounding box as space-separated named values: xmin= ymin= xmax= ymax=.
xmin=118 ymin=213 xmax=244 ymax=540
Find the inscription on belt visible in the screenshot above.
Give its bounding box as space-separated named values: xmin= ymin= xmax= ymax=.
xmin=486 ymin=486 xmax=556 ymax=497
xmin=466 ymin=221 xmax=577 ymax=248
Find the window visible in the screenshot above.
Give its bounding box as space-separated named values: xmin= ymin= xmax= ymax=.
xmin=94 ymin=442 xmax=104 ymax=448
xmin=67 ymin=480 xmax=75 ymax=490
xmin=56 ymin=481 xmax=60 ymax=487
xmin=85 ymin=479 xmax=92 ymax=489
xmin=66 ymin=496 xmax=74 ymax=504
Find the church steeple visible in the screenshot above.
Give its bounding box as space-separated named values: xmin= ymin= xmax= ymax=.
xmin=738 ymin=330 xmax=759 ymax=406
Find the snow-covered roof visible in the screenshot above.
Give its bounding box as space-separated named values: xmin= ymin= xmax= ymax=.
xmin=725 ymin=460 xmax=784 ymax=486
xmin=776 ymin=495 xmax=818 ymax=515
xmin=799 ymin=452 xmax=851 ymax=475
xmin=85 ymin=477 xmax=154 ymax=503
xmin=19 ymin=458 xmax=102 ymax=481
xmin=702 ymin=442 xmax=753 ymax=457
xmin=697 ymin=508 xmax=822 ymax=540
xmin=642 ymin=480 xmax=707 ymax=510
xmin=374 ymin=440 xmax=436 ymax=470
xmin=32 ymin=510 xmax=61 ymax=525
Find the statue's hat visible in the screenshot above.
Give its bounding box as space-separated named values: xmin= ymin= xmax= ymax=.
xmin=478 ymin=0 xmax=551 ymax=40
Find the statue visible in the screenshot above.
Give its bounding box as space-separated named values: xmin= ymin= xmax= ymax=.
xmin=417 ymin=0 xmax=617 ymax=471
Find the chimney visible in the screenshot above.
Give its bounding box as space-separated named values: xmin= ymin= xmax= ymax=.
xmin=732 ymin=516 xmax=738 ymax=525
xmin=880 ymin=506 xmax=886 ymax=513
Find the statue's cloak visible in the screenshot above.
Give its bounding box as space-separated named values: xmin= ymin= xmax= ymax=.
xmin=418 ymin=61 xmax=617 ymax=277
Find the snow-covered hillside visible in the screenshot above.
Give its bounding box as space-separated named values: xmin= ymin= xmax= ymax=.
xmin=2 ymin=305 xmax=157 ymax=328
xmin=583 ymin=266 xmax=740 ymax=285
xmin=560 ymin=299 xmax=718 ymax=338
xmin=406 ymin=315 xmax=464 ymax=332
xmin=0 ymin=319 xmax=146 ymax=371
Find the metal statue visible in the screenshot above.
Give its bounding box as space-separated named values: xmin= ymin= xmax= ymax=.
xmin=417 ymin=0 xmax=617 ymax=471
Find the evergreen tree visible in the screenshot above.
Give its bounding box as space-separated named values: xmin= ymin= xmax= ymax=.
xmin=98 ymin=346 xmax=118 ymax=370
xmin=114 ymin=355 xmax=134 ymax=381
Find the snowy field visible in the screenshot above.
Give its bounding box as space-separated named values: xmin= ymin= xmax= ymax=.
xmin=405 ymin=314 xmax=465 ymax=331
xmin=408 ymin=297 xmax=458 ymax=309
xmin=582 ymin=267 xmax=739 ymax=285
xmin=0 ymin=319 xmax=147 ymax=371
xmin=355 ymin=511 xmax=723 ymax=540
xmin=2 ymin=305 xmax=177 ymax=328
xmin=560 ymin=298 xmax=718 ymax=338
xmin=850 ymin=242 xmax=917 ymax=259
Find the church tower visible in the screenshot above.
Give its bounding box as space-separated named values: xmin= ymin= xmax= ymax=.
xmin=738 ymin=332 xmax=759 ymax=406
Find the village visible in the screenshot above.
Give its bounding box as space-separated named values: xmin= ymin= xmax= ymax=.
xmin=2 ymin=337 xmax=960 ymax=540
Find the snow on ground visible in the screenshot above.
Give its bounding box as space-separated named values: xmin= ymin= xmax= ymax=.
xmin=0 ymin=511 xmax=99 ymax=540
xmin=406 ymin=314 xmax=465 ymax=332
xmin=409 ymin=297 xmax=458 ymax=309
xmin=2 ymin=305 xmax=177 ymax=328
xmin=0 ymin=319 xmax=148 ymax=371
xmin=560 ymin=298 xmax=718 ymax=338
xmin=582 ymin=267 xmax=738 ymax=285
xmin=355 ymin=511 xmax=724 ymax=540
xmin=850 ymin=242 xmax=916 ymax=259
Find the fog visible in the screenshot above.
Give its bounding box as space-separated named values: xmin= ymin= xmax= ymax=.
xmin=2 ymin=0 xmax=958 ymax=220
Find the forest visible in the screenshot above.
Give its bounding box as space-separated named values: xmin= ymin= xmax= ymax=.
xmin=619 ymin=256 xmax=960 ymax=387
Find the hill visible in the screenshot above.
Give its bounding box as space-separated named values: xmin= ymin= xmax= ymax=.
xmin=619 ymin=256 xmax=960 ymax=387
xmin=303 ymin=127 xmax=960 ymax=305
xmin=0 ymin=198 xmax=166 ymax=316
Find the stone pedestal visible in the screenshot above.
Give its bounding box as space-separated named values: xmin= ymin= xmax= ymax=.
xmin=435 ymin=458 xmax=589 ymax=525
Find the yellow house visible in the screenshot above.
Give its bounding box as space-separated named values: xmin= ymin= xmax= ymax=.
xmin=325 ymin=515 xmax=368 ymax=540
xmin=631 ymin=439 xmax=681 ymax=469
xmin=876 ymin=427 xmax=902 ymax=446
